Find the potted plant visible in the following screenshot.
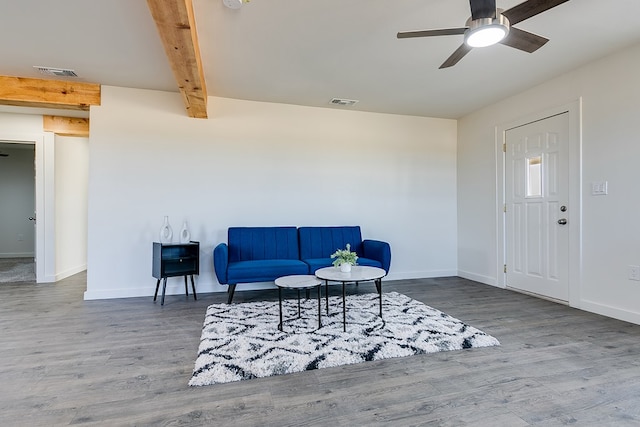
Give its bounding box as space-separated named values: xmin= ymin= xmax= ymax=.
xmin=331 ymin=243 xmax=358 ymax=272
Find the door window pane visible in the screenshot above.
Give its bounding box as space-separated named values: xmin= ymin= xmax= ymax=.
xmin=527 ymin=156 xmax=542 ymax=197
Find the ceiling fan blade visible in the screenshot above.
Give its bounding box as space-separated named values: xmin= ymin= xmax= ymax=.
xmin=470 ymin=0 xmax=497 ymax=20
xmin=502 ymin=0 xmax=570 ymax=25
xmin=500 ymin=27 xmax=549 ymax=52
xmin=397 ymin=28 xmax=467 ymax=39
xmin=439 ymin=44 xmax=474 ymax=69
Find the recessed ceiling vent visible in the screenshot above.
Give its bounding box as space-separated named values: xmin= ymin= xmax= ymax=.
xmin=33 ymin=66 xmax=78 ymax=77
xmin=223 ymin=0 xmax=249 ymax=9
xmin=330 ymin=98 xmax=359 ymax=106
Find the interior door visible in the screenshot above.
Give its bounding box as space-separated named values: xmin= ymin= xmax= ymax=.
xmin=505 ymin=112 xmax=569 ymax=301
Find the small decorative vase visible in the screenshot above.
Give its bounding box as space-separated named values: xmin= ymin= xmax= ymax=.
xmin=179 ymin=221 xmax=191 ymax=243
xmin=159 ymin=216 xmax=173 ymax=244
xmin=340 ymin=263 xmax=352 ymax=273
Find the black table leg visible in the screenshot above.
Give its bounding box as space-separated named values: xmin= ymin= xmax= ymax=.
xmin=278 ymin=287 xmax=283 ymax=332
xmin=342 ymin=282 xmax=346 ymax=332
xmin=317 ymin=284 xmax=322 ymax=329
xmin=325 ymin=280 xmax=329 ymax=314
xmin=190 ymin=275 xmax=197 ymax=300
xmin=184 ymin=276 xmax=189 ymax=297
xmin=161 ymin=277 xmax=168 ymax=306
xmin=154 ymin=279 xmax=161 ymax=302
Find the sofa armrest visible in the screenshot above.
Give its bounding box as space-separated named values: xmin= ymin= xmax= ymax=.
xmin=362 ymin=239 xmax=391 ymax=273
xmin=213 ymin=243 xmax=229 ymax=284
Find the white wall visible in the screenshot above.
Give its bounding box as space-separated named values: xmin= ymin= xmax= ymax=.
xmin=458 ymin=41 xmax=640 ymax=324
xmin=84 ymin=86 xmax=458 ymax=299
xmin=55 ymin=135 xmax=89 ymax=280
xmin=0 ymin=144 xmax=35 ymax=257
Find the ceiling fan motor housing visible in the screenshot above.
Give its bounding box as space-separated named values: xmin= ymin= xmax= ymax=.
xmin=465 ymin=12 xmax=510 ymax=47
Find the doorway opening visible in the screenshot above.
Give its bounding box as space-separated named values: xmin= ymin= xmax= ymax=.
xmin=0 ymin=133 xmax=55 ymax=284
xmin=0 ymin=142 xmax=36 ymax=282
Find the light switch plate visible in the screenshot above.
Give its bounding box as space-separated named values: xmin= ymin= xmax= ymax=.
xmin=591 ymin=181 xmax=608 ymax=195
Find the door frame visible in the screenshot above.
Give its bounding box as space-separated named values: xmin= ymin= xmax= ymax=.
xmin=0 ymin=131 xmax=55 ymax=283
xmin=495 ymin=99 xmax=582 ymax=308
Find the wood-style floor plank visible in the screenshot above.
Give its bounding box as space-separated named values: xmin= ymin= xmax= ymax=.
xmin=2 ymin=273 xmax=640 ymax=426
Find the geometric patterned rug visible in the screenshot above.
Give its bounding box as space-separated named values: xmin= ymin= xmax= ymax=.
xmin=189 ymin=291 xmax=500 ymax=386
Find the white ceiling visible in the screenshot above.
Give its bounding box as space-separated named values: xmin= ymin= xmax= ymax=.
xmin=2 ymin=0 xmax=640 ymax=119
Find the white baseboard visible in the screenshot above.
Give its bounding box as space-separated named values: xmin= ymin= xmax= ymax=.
xmin=37 ymin=274 xmax=56 ymax=283
xmin=385 ymin=269 xmax=458 ymax=281
xmin=580 ymin=299 xmax=640 ymax=326
xmin=84 ymin=287 xmax=153 ymax=300
xmin=0 ymin=253 xmax=35 ymax=258
xmin=56 ymin=264 xmax=87 ymax=281
xmin=457 ymin=270 xmax=500 ymax=287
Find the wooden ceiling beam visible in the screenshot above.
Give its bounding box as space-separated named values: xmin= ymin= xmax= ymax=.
xmin=0 ymin=75 xmax=100 ymax=111
xmin=146 ymin=0 xmax=208 ymax=118
xmin=43 ymin=115 xmax=90 ymax=137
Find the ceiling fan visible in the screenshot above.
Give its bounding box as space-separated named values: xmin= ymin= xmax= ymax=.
xmin=397 ymin=0 xmax=570 ymax=69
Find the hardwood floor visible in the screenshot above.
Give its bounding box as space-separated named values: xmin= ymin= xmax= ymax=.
xmin=2 ymin=273 xmax=640 ymax=426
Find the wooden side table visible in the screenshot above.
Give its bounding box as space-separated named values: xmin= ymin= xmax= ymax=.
xmin=152 ymin=241 xmax=199 ymax=306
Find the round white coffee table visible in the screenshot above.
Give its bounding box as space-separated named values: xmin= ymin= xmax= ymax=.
xmin=314 ymin=266 xmax=386 ymax=332
xmin=274 ymin=275 xmax=322 ymax=332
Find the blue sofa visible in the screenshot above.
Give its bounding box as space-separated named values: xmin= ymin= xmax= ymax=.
xmin=214 ymin=226 xmax=391 ymax=303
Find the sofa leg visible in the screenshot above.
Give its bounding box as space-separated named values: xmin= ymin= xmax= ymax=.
xmin=227 ymin=284 xmax=237 ymax=304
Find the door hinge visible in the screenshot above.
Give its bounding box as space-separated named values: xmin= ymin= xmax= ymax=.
xmin=502 ymin=143 xmax=506 ymax=152
xmin=504 ymin=204 xmax=507 ymax=213
xmin=504 ymin=264 xmax=507 ymax=273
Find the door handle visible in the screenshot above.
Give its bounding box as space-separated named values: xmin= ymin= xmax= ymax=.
xmin=28 ymin=217 xmax=36 ymax=221
xmin=557 ymin=218 xmax=567 ymax=225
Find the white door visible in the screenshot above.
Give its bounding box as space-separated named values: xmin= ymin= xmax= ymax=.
xmin=505 ymin=112 xmax=569 ymax=301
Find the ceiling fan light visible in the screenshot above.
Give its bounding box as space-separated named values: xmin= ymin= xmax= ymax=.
xmin=466 ymin=26 xmax=506 ymax=47
xmin=465 ymin=15 xmax=510 ymax=48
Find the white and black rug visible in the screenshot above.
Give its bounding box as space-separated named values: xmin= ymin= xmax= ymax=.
xmin=189 ymin=291 xmax=499 ymax=386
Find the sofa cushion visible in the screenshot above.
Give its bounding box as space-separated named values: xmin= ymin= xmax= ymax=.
xmin=228 ymin=226 xmax=300 ymax=263
xmin=298 ymin=226 xmax=363 ymax=259
xmin=350 ymin=257 xmax=383 ymax=269
xmin=227 ymin=259 xmax=309 ymax=283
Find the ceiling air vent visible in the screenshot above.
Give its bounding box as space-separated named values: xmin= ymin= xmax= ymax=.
xmin=330 ymin=98 xmax=359 ymax=107
xmin=33 ymin=66 xmax=78 ymax=77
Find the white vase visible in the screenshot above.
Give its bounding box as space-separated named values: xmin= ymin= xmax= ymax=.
xmin=340 ymin=263 xmax=352 ymax=273
xmin=179 ymin=221 xmax=191 ymax=243
xmin=159 ymin=216 xmax=173 ymax=244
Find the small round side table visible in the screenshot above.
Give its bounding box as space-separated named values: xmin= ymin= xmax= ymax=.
xmin=274 ymin=275 xmax=322 ymax=332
